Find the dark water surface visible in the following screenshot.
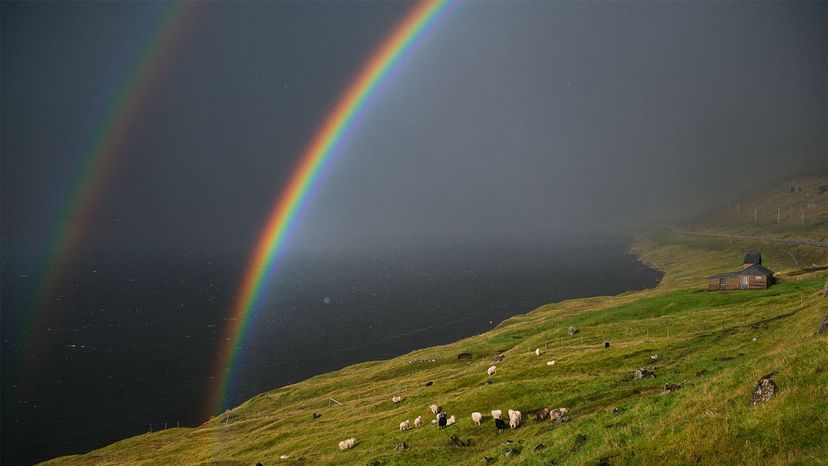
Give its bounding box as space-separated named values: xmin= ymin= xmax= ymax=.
xmin=1 ymin=236 xmax=661 ymax=464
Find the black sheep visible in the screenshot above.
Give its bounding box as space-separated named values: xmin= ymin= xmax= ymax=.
xmin=495 ymin=418 xmax=507 ymax=432
xmin=438 ymin=412 xmax=447 ymax=429
xmin=604 ymin=341 xmax=610 ymax=349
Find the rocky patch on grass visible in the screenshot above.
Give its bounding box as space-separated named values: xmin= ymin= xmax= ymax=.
xmin=750 ymin=372 xmax=778 ymax=406
xmin=633 ymin=368 xmax=655 ymax=380
xmin=818 ymin=315 xmax=828 ymax=334
xmin=457 ymin=352 xmax=473 ymax=360
xmin=393 ymin=442 xmax=409 ymax=451
xmin=449 ymin=434 xmax=471 ymax=447
xmin=567 ymin=327 xmax=580 ymax=335
xmin=663 ymin=382 xmax=682 ymax=393
xmin=490 ymin=353 xmax=505 ymax=363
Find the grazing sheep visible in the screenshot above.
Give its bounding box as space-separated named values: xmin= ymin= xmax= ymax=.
xmin=446 ymin=415 xmax=456 ymax=426
xmin=392 ymin=395 xmax=404 ymax=403
xmin=280 ymin=454 xmax=289 ymax=460
xmin=437 ymin=412 xmax=448 ymax=429
xmin=399 ymin=420 xmax=411 ymax=431
xmin=491 ymin=409 xmax=503 ymax=420
xmin=535 ymin=407 xmax=550 ymax=421
xmin=414 ymin=416 xmax=423 ymax=428
xmin=430 ymin=404 xmax=441 ymax=415
xmin=338 ymin=438 xmax=356 ymax=451
xmin=534 ymin=347 xmax=541 ymax=356
xmin=546 ymin=360 xmax=557 ymax=366
xmin=549 ymin=407 xmax=569 ymax=422
xmin=471 ymin=412 xmax=482 ymax=425
xmin=487 ymin=365 xmax=497 ymax=376
xmin=508 ymin=410 xmax=522 ymax=429
xmin=495 ymin=418 xmax=507 ymax=432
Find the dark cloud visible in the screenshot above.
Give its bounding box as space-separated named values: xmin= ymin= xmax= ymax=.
xmin=2 ymin=1 xmax=825 ymax=251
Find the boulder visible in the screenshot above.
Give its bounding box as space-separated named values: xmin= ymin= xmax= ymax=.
xmin=819 ymin=316 xmax=828 ymax=335
xmin=533 ymin=443 xmax=546 ymax=452
xmin=490 ymin=353 xmax=505 ymax=363
xmin=633 ymin=368 xmax=656 ymax=380
xmin=393 ymin=442 xmax=409 ymax=451
xmin=663 ymin=383 xmax=682 ymax=393
xmin=457 ymin=352 xmax=473 ymax=360
xmin=449 ymin=434 xmax=471 ymax=447
xmin=750 ymin=372 xmax=778 ymax=406
xmin=566 ymin=327 xmax=580 ymax=336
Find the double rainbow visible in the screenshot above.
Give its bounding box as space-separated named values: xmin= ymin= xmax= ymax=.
xmin=208 ymin=0 xmax=450 ymax=415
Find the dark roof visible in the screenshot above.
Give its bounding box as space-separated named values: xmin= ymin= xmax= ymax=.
xmin=743 ymin=252 xmax=762 ymax=264
xmin=707 ymin=263 xmax=774 ymax=279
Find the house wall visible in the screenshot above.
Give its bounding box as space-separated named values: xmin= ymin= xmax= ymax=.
xmin=708 ymin=275 xmax=771 ymax=290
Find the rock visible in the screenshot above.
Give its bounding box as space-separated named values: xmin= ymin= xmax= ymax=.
xmin=750 ymin=372 xmax=779 ymax=406
xmin=819 ymin=316 xmax=828 ymax=334
xmin=457 ymin=352 xmax=473 ymax=360
xmin=566 ymin=327 xmax=579 ymax=336
xmin=504 ymin=447 xmax=521 ymax=457
xmin=449 ymin=434 xmax=471 ymax=447
xmin=393 ymin=442 xmax=409 ymax=451
xmin=650 ymin=354 xmax=660 ymax=360
xmin=633 ymin=368 xmax=656 ymax=380
xmin=549 ymin=407 xmax=569 ymax=422
xmin=482 ymin=457 xmax=494 ymax=464
xmin=491 ymin=353 xmax=505 ymax=363
xmin=424 ymin=381 xmax=433 ymax=387
xmin=611 ymin=407 xmax=622 ymax=414
xmin=365 ymin=461 xmax=382 ymax=466
xmin=696 ymin=369 xmax=708 ymax=377
xmin=485 ymin=379 xmax=493 ymax=385
xmin=546 ymin=360 xmax=557 ymax=366
xmin=596 ymin=458 xmax=611 ymax=466
xmin=312 ymin=412 xmax=322 ymax=419
xmin=534 ymin=443 xmax=546 ymax=452
xmin=663 ymin=383 xmax=682 ymax=393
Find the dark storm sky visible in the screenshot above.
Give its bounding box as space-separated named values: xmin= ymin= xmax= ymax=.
xmin=2 ymin=1 xmax=826 ymax=252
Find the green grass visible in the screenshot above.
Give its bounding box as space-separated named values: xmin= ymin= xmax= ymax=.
xmin=43 ymin=206 xmax=828 ymax=465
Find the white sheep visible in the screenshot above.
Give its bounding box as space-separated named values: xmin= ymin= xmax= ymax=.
xmin=414 ymin=416 xmax=423 ymax=428
xmin=487 ymin=365 xmax=497 ymax=376
xmin=430 ymin=404 xmax=441 ymax=415
xmin=534 ymin=347 xmax=541 ymax=356
xmin=338 ymin=438 xmax=356 ymax=451
xmin=508 ymin=410 xmax=522 ymax=429
xmin=471 ymin=412 xmax=482 ymax=425
xmin=491 ymin=409 xmax=503 ymax=420
xmin=547 ymin=360 xmax=556 ymax=366
xmin=399 ymin=420 xmax=410 ymax=431
xmin=280 ymin=455 xmax=289 ymax=460
xmin=446 ymin=415 xmax=456 ymax=426
xmin=392 ymin=395 xmax=404 ymax=403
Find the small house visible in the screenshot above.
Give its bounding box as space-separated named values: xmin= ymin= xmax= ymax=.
xmin=707 ymin=252 xmax=774 ymax=291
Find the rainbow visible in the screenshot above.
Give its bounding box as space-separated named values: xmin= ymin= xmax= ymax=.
xmin=208 ymin=0 xmax=450 ymax=415
xmin=17 ymin=1 xmax=198 ymax=389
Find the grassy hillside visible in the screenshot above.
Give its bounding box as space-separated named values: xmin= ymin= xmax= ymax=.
xmin=44 ymin=224 xmax=828 ymax=465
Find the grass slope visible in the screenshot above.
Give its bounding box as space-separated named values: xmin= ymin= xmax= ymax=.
xmin=44 ymin=229 xmax=828 ymax=465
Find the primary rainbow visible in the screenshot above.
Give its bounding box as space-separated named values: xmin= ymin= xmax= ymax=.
xmin=208 ymin=0 xmax=449 ymax=415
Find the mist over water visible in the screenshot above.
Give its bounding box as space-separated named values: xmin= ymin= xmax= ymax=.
xmin=2 ymin=234 xmax=659 ymax=465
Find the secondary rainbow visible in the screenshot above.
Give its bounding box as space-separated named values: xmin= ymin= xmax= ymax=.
xmin=16 ymin=1 xmax=198 ymax=391
xmin=209 ymin=0 xmax=450 ymax=415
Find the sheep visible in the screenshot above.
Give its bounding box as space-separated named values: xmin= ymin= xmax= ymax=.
xmin=430 ymin=404 xmax=441 ymax=415
xmin=495 ymin=418 xmax=507 ymax=432
xmin=437 ymin=412 xmax=447 ymax=429
xmin=546 ymin=360 xmax=557 ymax=366
xmin=279 ymin=454 xmax=290 ymax=460
xmin=487 ymin=365 xmax=497 ymax=376
xmin=491 ymin=409 xmax=503 ymax=420
xmin=534 ymin=347 xmax=541 ymax=356
xmin=471 ymin=412 xmax=482 ymax=425
xmin=414 ymin=416 xmax=423 ymax=428
xmin=338 ymin=438 xmax=356 ymax=451
xmin=508 ymin=410 xmax=522 ymax=429
xmin=392 ymin=395 xmax=404 ymax=403
xmin=399 ymin=420 xmax=411 ymax=431
xmin=446 ymin=415 xmax=456 ymax=426
xmin=535 ymin=407 xmax=550 ymax=421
